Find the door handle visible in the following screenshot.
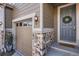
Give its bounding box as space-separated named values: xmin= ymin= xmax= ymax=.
xmin=73 ymin=26 xmax=76 ymax=31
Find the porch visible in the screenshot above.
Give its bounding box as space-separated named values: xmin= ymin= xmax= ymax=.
xmin=0 ymin=3 xmax=79 ymax=56
xmin=43 ymin=3 xmax=79 ymax=56
xmin=33 ymin=3 xmax=79 ymax=56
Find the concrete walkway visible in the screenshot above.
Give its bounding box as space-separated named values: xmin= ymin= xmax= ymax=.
xmin=12 ymin=52 xmax=20 ymax=56
xmin=46 ymin=42 xmax=79 ymax=56
xmin=12 ymin=51 xmax=23 ymax=56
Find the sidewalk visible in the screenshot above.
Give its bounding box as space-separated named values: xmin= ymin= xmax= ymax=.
xmin=12 ymin=51 xmax=23 ymax=56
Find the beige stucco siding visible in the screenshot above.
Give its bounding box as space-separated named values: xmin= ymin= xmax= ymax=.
xmin=53 ymin=6 xmax=57 ymax=41
xmin=5 ymin=7 xmax=13 ymax=28
xmin=43 ymin=4 xmax=54 ymax=28
xmin=43 ymin=3 xmax=57 ymax=41
xmin=12 ymin=3 xmax=40 ymax=28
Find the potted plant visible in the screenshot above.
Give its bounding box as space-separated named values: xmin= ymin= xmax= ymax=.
xmin=5 ymin=32 xmax=13 ymax=52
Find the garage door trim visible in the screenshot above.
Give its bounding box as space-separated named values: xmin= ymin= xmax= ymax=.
xmin=12 ymin=13 xmax=36 ymax=54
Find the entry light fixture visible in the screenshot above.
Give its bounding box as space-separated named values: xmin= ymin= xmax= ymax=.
xmin=0 ymin=21 xmax=2 ymax=25
xmin=34 ymin=15 xmax=38 ymax=22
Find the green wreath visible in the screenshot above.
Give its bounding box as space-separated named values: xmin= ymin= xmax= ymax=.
xmin=63 ymin=16 xmax=72 ymax=23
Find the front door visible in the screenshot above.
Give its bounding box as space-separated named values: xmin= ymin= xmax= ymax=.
xmin=59 ymin=4 xmax=76 ymax=44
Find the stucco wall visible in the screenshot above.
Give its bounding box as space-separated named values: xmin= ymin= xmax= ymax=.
xmin=43 ymin=4 xmax=57 ymax=41
xmin=53 ymin=6 xmax=57 ymax=41
xmin=5 ymin=7 xmax=13 ymax=28
xmin=12 ymin=3 xmax=40 ymax=28
xmin=43 ymin=4 xmax=54 ymax=28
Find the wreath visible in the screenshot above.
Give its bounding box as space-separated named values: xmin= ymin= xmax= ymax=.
xmin=63 ymin=16 xmax=72 ymax=23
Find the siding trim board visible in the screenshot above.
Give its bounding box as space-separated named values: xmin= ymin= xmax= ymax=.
xmin=13 ymin=4 xmax=40 ymax=20
xmin=76 ymin=4 xmax=79 ymax=47
xmin=12 ymin=13 xmax=35 ymax=23
xmin=40 ymin=3 xmax=43 ymax=31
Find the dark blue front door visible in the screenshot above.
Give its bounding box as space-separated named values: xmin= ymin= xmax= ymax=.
xmin=60 ymin=4 xmax=76 ymax=43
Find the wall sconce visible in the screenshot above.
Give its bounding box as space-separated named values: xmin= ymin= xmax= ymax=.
xmin=34 ymin=15 xmax=38 ymax=22
xmin=0 ymin=21 xmax=2 ymax=25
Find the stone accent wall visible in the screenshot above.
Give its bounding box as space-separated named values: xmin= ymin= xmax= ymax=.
xmin=32 ymin=29 xmax=54 ymax=56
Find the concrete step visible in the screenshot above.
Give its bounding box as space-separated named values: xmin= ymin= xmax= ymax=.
xmin=51 ymin=42 xmax=79 ymax=54
xmin=46 ymin=48 xmax=76 ymax=56
xmin=46 ymin=42 xmax=79 ymax=56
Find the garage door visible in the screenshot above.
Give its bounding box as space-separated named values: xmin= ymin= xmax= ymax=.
xmin=16 ymin=19 xmax=32 ymax=56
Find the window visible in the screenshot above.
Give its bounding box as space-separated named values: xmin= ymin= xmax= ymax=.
xmin=16 ymin=23 xmax=18 ymax=26
xmin=28 ymin=22 xmax=32 ymax=27
xmin=24 ymin=23 xmax=27 ymax=26
xmin=20 ymin=22 xmax=22 ymax=26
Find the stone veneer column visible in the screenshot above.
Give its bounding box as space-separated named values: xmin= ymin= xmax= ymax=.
xmin=32 ymin=30 xmax=54 ymax=56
